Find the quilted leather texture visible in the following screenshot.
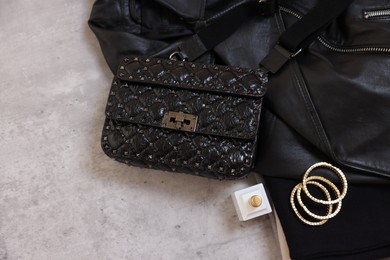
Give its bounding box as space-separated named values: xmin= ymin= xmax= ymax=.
xmin=117 ymin=57 xmax=267 ymax=97
xmin=102 ymin=119 xmax=256 ymax=179
xmin=102 ymin=56 xmax=267 ymax=179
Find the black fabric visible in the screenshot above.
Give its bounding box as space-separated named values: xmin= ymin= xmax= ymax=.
xmin=255 ymin=2 xmax=390 ymax=258
xmin=256 ymin=109 xmax=390 ymax=185
xmin=88 ymin=0 xmax=390 ymax=259
xmin=266 ymin=175 xmax=390 ymax=260
xmin=259 ymin=107 xmax=390 ymax=259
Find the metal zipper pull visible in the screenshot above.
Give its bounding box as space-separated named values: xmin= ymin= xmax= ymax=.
xmin=363 ymin=9 xmax=390 ymax=19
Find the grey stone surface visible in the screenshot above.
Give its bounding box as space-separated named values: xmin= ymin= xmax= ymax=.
xmin=0 ymin=1 xmax=281 ymax=259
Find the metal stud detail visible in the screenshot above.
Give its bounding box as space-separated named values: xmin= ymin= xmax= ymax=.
xmin=103 ymin=56 xmax=265 ymax=179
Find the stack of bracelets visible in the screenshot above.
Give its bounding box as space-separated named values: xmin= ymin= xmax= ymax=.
xmin=290 ymin=162 xmax=349 ymax=226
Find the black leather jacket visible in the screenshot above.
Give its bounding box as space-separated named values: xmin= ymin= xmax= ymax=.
xmin=89 ymin=2 xmax=390 ymax=258
xmin=89 ymin=0 xmax=390 ymax=184
xmin=89 ymin=0 xmax=280 ymax=72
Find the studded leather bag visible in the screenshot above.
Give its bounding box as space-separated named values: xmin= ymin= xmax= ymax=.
xmin=98 ymin=0 xmax=356 ymax=180
xmin=102 ymin=56 xmax=267 ymax=179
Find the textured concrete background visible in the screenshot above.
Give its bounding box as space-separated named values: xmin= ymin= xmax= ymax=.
xmin=0 ymin=1 xmax=280 ymax=259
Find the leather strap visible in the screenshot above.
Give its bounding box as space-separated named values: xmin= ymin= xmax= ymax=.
xmin=178 ymin=0 xmax=278 ymax=61
xmin=261 ymin=0 xmax=354 ymax=73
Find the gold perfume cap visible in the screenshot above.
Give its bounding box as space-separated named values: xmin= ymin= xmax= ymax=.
xmin=249 ymin=195 xmax=263 ymax=207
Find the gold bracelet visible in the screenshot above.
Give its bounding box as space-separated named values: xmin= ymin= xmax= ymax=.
xmin=302 ymin=162 xmax=348 ymax=205
xmin=290 ymin=162 xmax=348 ymax=226
xmin=290 ymin=182 xmax=331 ymax=226
xmin=297 ymin=176 xmax=342 ymax=220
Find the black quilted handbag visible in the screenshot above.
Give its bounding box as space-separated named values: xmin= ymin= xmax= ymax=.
xmin=98 ymin=0 xmax=355 ymax=180
xmin=99 ymin=2 xmax=272 ymax=179
xmin=101 ymin=56 xmax=267 ymax=179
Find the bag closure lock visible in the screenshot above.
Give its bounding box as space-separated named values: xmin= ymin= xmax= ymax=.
xmin=162 ymin=111 xmax=198 ymax=132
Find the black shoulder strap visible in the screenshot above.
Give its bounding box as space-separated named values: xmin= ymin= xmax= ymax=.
xmin=261 ymin=0 xmax=354 ymax=73
xmin=177 ymin=0 xmax=278 ymax=61
xmin=177 ymin=0 xmax=353 ymax=72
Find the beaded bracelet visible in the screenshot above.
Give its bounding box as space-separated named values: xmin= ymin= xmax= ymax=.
xmin=290 ymin=162 xmax=348 ymax=226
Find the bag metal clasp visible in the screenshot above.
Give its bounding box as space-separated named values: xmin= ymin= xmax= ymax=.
xmin=162 ymin=111 xmax=198 ymax=132
xmin=169 ymin=51 xmax=188 ymax=61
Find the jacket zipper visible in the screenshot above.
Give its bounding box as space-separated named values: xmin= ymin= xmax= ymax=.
xmin=280 ymin=6 xmax=390 ymax=53
xmin=363 ymin=9 xmax=390 ymax=19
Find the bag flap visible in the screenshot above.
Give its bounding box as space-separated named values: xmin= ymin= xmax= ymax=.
xmin=105 ymin=57 xmax=267 ymax=140
xmin=117 ymin=57 xmax=266 ymax=97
